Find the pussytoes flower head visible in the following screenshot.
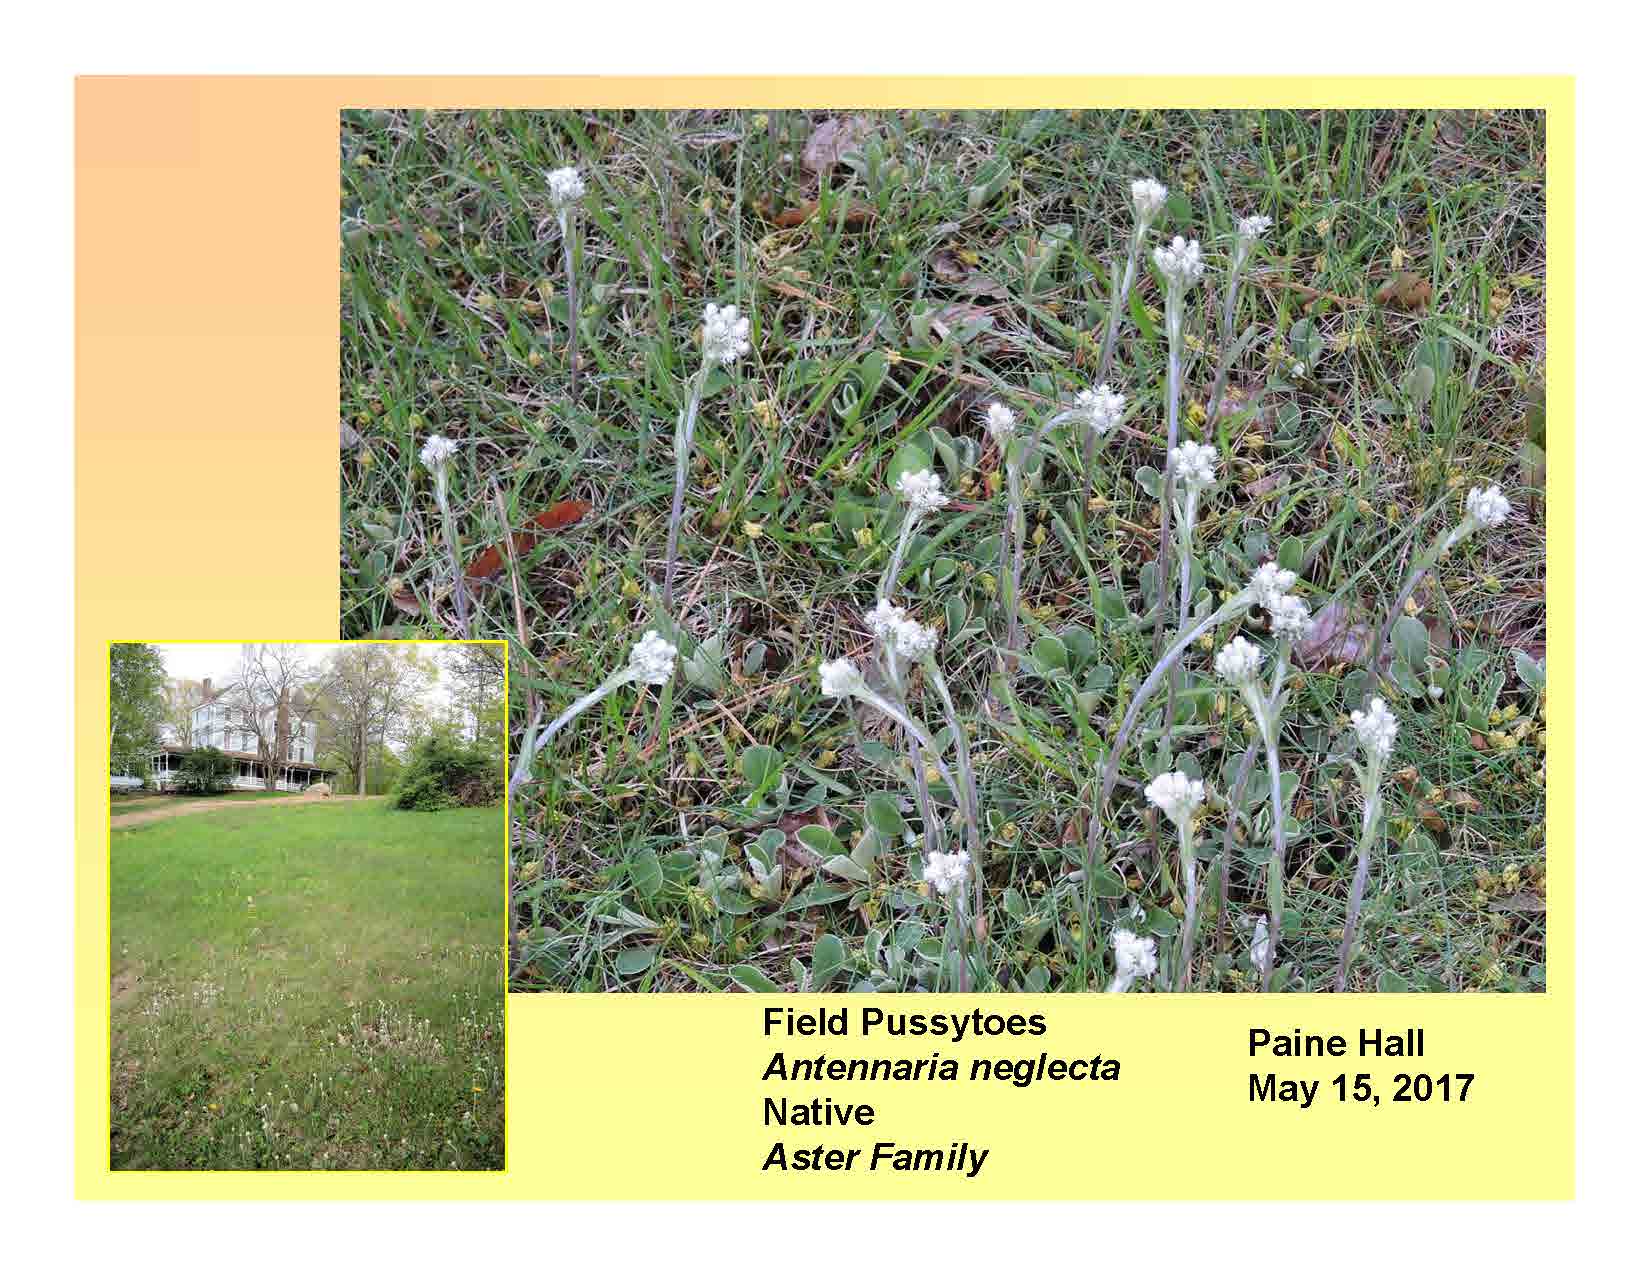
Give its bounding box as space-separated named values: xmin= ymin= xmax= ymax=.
xmin=701 ymin=303 xmax=751 ymax=366
xmin=1113 ymin=928 xmax=1158 ymax=982
xmin=546 ymin=166 xmax=586 ymax=210
xmin=627 ymin=631 xmax=678 ymax=686
xmin=922 ymin=849 xmax=971 ymax=897
xmin=1145 ymin=770 xmax=1205 ymax=830
xmin=1075 ymin=384 xmax=1126 ymax=436
xmin=1351 ymin=697 xmax=1399 ymax=763
xmin=1268 ymin=594 xmax=1312 ymax=640
xmin=1247 ymin=562 xmax=1299 ymax=611
xmin=1130 ymin=178 xmax=1168 ymax=222
xmin=1153 ymin=235 xmax=1205 ymax=287
xmin=1464 ymin=484 xmax=1512 ymax=531
xmin=1250 ymin=916 xmax=1269 ymax=968
xmin=892 ymin=618 xmax=938 ymax=662
xmin=419 ymin=434 xmax=458 ymax=473
xmin=896 ymin=468 xmax=948 ymax=515
xmin=984 ymin=402 xmax=1017 ymax=444
xmin=1215 ymin=635 xmax=1264 ymax=687
xmin=818 ymin=658 xmax=863 ymax=699
xmin=1236 ymin=213 xmax=1272 ymax=242
xmin=864 ymin=598 xmax=908 ymax=640
xmin=1168 ymin=440 xmax=1218 ymax=489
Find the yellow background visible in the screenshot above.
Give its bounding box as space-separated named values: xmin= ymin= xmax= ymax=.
xmin=76 ymin=76 xmax=1573 ymax=1200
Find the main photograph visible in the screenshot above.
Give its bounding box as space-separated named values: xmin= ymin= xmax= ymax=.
xmin=340 ymin=108 xmax=1547 ymax=994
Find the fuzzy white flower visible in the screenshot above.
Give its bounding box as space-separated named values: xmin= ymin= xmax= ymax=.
xmin=818 ymin=658 xmax=863 ymax=699
xmin=1130 ymin=178 xmax=1168 ymax=222
xmin=896 ymin=468 xmax=948 ymax=515
xmin=1351 ymin=697 xmax=1399 ymax=763
xmin=627 ymin=631 xmax=678 ymax=686
xmin=1153 ymin=235 xmax=1205 ymax=287
xmin=1145 ymin=770 xmax=1205 ymax=830
xmin=1250 ymin=916 xmax=1269 ymax=968
xmin=1464 ymin=484 xmax=1512 ymax=530
xmin=1168 ymin=440 xmax=1218 ymax=488
xmin=1247 ymin=561 xmax=1299 ymax=611
xmin=922 ymin=849 xmax=971 ymax=897
xmin=864 ymin=598 xmax=908 ymax=640
xmin=701 ymin=303 xmax=751 ymax=366
xmin=1268 ymin=593 xmax=1312 ymax=640
xmin=419 ymin=434 xmax=458 ymax=472
xmin=1113 ymin=928 xmax=1159 ymax=982
xmin=893 ymin=618 xmax=939 ymax=662
xmin=1075 ymin=383 xmax=1126 ymax=436
xmin=984 ymin=402 xmax=1017 ymax=443
xmin=1237 ymin=213 xmax=1272 ymax=242
xmin=1215 ymin=635 xmax=1264 ymax=687
xmin=546 ymin=166 xmax=586 ymax=210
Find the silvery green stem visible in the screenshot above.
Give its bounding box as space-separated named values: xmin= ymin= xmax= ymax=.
xmin=508 ymin=706 xmax=544 ymax=792
xmin=509 ymin=667 xmax=634 ymax=792
xmin=1081 ymin=233 xmax=1143 ymax=500
xmin=923 ymin=657 xmax=983 ymax=922
xmin=1259 ymin=735 xmax=1286 ymax=987
xmin=952 ymin=892 xmax=971 ymax=994
xmin=1221 ymin=239 xmax=1251 ymax=348
xmin=880 ymin=507 xmax=920 ymax=600
xmin=1175 ymin=820 xmax=1198 ymax=991
xmin=1218 ymin=738 xmax=1261 ymax=952
xmin=854 ymin=686 xmax=961 ymax=810
xmin=1369 ymin=518 xmax=1473 ymax=690
xmin=908 ymin=731 xmax=938 ymax=858
xmin=1152 ymin=288 xmax=1186 ymax=660
xmin=1163 ymin=487 xmax=1198 ymax=760
xmin=662 ymin=362 xmax=711 ymax=611
xmin=559 ymin=208 xmax=580 ymax=401
xmin=434 ymin=473 xmax=470 ymax=637
xmin=1334 ymin=768 xmax=1385 ymax=991
xmin=1004 ymin=459 xmax=1026 ymax=652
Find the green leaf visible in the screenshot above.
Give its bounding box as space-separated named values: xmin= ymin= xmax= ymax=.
xmin=811 ymin=934 xmax=846 ymax=990
xmin=797 ymin=823 xmax=847 ymax=859
xmin=1060 ymin=625 xmax=1096 ymax=670
xmin=728 ymin=965 xmax=781 ymax=993
xmin=1514 ymin=650 xmax=1546 ymax=691
xmin=1377 ymin=970 xmax=1408 ymax=993
xmin=1028 ymin=635 xmax=1070 ymax=676
xmin=629 ymin=848 xmax=664 ymax=900
xmin=821 ymin=855 xmax=870 ymax=884
xmin=1278 ymin=535 xmax=1304 ymax=575
xmin=1392 ymin=615 xmax=1431 ymax=671
xmin=864 ymin=793 xmax=905 ymax=838
xmin=888 ymin=440 xmax=932 ymax=491
xmin=613 ymin=946 xmax=658 ymax=976
xmin=740 ymin=744 xmax=784 ymax=791
xmin=1135 ymin=465 xmax=1163 ymax=500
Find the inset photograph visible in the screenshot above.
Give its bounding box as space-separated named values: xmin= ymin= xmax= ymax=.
xmin=108 ymin=641 xmax=506 ymax=1170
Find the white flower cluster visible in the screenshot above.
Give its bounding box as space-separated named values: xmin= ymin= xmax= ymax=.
xmin=984 ymin=402 xmax=1017 ymax=444
xmin=1168 ymin=440 xmax=1218 ymax=489
xmin=894 ymin=618 xmax=939 ymax=661
xmin=864 ymin=598 xmax=907 ymax=640
xmin=1351 ymin=697 xmax=1399 ymax=763
xmin=627 ymin=631 xmax=678 ymax=686
xmin=1248 ymin=562 xmax=1310 ymax=638
xmin=1153 ymin=235 xmax=1205 ymax=287
xmin=1236 ymin=213 xmax=1272 ymax=242
xmin=546 ymin=166 xmax=586 ymax=210
xmin=1250 ymin=916 xmax=1270 ymax=968
xmin=1113 ymin=928 xmax=1158 ymax=981
xmin=1131 ymin=178 xmax=1168 ymax=222
xmin=1075 ymin=383 xmax=1126 ymax=436
xmin=922 ymin=849 xmax=971 ymax=897
xmin=419 ymin=434 xmax=458 ymax=472
xmin=1464 ymin=484 xmax=1512 ymax=531
xmin=702 ymin=303 xmax=751 ymax=366
xmin=818 ymin=658 xmax=864 ymax=699
xmin=1145 ymin=770 xmax=1205 ymax=830
xmin=1214 ymin=635 xmax=1264 ymax=687
xmin=897 ymin=468 xmax=948 ymax=515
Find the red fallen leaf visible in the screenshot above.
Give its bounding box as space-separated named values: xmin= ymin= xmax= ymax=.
xmin=465 ymin=500 xmax=591 ymax=579
xmin=772 ymin=199 xmax=875 ymax=229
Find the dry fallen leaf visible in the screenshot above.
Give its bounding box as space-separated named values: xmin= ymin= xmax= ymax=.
xmin=801 ymin=116 xmax=871 ymax=176
xmin=386 ymin=576 xmax=421 ymax=617
xmin=1375 ymin=271 xmax=1433 ymax=311
xmin=465 ymin=500 xmax=592 ymax=580
xmin=1294 ymin=601 xmax=1375 ymax=670
xmin=772 ymin=198 xmax=875 ymax=229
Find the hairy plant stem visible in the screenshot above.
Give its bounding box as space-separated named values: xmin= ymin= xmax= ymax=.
xmin=855 ymin=686 xmax=962 ymax=812
xmin=1217 ymin=738 xmax=1261 ymax=953
xmin=1162 ymin=488 xmax=1199 ymax=770
xmin=661 ymin=361 xmax=711 ymax=611
xmin=1175 ymin=819 xmax=1198 ymax=991
xmin=1256 ymin=646 xmax=1292 ymax=985
xmin=880 ymin=507 xmax=920 ymax=600
xmin=434 ymin=476 xmax=470 ymax=638
xmin=1368 ymin=519 xmax=1472 ymax=692
xmin=1334 ymin=768 xmax=1385 ymax=991
xmin=1081 ymin=232 xmax=1144 ymax=505
xmin=924 ymin=658 xmax=984 ymax=925
xmin=999 ymin=455 xmax=1026 ymax=652
xmin=510 ymin=668 xmax=633 ymax=792
xmin=559 ymin=208 xmax=580 ymax=401
xmin=1152 ymin=293 xmax=1186 ymax=662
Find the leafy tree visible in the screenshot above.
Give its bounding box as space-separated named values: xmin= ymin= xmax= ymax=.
xmin=443 ymin=643 xmax=506 ymax=746
xmin=391 ymin=730 xmax=502 ymax=811
xmin=109 ymin=643 xmax=167 ymax=773
xmin=177 ymin=747 xmax=236 ymax=794
xmin=312 ymin=645 xmax=436 ymax=796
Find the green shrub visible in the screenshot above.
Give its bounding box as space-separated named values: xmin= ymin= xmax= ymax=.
xmin=177 ymin=747 xmax=237 ymax=795
xmin=391 ymin=734 xmax=501 ymax=811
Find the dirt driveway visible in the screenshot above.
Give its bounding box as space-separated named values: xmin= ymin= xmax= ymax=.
xmin=109 ymin=794 xmax=372 ymax=830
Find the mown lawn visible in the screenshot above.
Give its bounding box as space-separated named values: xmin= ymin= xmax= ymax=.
xmin=339 ymin=109 xmax=1546 ymax=994
xmin=110 ymin=790 xmax=303 ymax=814
xmin=110 ymin=798 xmax=504 ymax=1169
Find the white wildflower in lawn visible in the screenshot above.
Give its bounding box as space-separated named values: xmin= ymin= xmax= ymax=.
xmin=627 ymin=631 xmax=678 ymax=686
xmin=1352 ymin=697 xmax=1399 ymax=763
xmin=1145 ymin=770 xmax=1205 ymax=830
xmin=1248 ymin=561 xmax=1299 ymax=611
xmin=1268 ymin=593 xmax=1312 ymax=640
xmin=893 ymin=618 xmax=939 ymax=662
xmin=546 ymin=166 xmax=586 ymax=210
xmin=896 ymin=468 xmax=948 ymax=515
xmin=419 ymin=434 xmax=458 ymax=473
xmin=922 ymin=849 xmax=971 ymax=897
xmin=1168 ymin=440 xmax=1218 ymax=489
xmin=1250 ymin=916 xmax=1269 ymax=968
xmin=818 ymin=658 xmax=863 ymax=699
xmin=984 ymin=401 xmax=1017 ymax=444
xmin=1153 ymin=235 xmax=1205 ymax=286
xmin=1464 ymin=484 xmax=1512 ymax=531
xmin=1131 ymin=178 xmax=1168 ymax=221
xmin=1237 ymin=213 xmax=1273 ymax=242
xmin=864 ymin=598 xmax=908 ymax=640
xmin=1075 ymin=383 xmax=1126 ymax=436
xmin=1113 ymin=928 xmax=1158 ymax=982
xmin=1215 ymin=635 xmax=1264 ymax=687
xmin=701 ymin=303 xmax=751 ymax=366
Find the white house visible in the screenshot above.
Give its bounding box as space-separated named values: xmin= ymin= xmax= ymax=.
xmin=146 ymin=679 xmax=335 ymax=792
